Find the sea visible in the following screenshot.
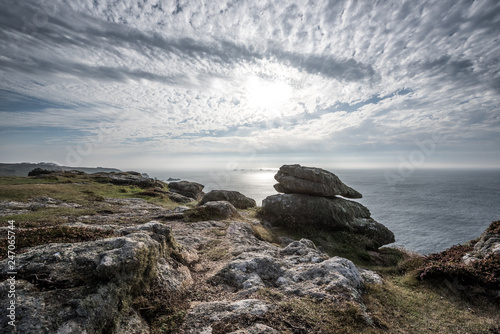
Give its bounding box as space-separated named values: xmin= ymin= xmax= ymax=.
xmin=144 ymin=168 xmax=500 ymax=255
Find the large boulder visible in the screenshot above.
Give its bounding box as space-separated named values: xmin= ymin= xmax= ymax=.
xmin=273 ymin=164 xmax=362 ymax=198
xmin=0 ymin=222 xmax=195 ymax=334
xmin=184 ymin=201 xmax=241 ymax=222
xmin=199 ymin=190 xmax=256 ymax=209
xmin=262 ymin=193 xmax=394 ymax=248
xmin=168 ymin=180 xmax=204 ymax=200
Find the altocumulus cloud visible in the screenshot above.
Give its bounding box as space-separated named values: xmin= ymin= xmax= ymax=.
xmin=0 ymin=0 xmax=499 ymax=169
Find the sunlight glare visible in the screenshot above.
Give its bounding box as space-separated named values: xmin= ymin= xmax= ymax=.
xmin=245 ymin=76 xmax=292 ymax=115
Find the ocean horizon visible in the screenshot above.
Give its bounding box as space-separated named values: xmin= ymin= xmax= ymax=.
xmin=143 ymin=167 xmax=500 ymax=255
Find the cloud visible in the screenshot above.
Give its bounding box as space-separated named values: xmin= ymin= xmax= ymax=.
xmin=0 ymin=0 xmax=499 ymax=168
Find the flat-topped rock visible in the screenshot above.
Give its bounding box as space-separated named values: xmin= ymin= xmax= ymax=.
xmin=199 ymin=190 xmax=256 ymax=209
xmin=168 ymin=180 xmax=204 ymax=200
xmin=274 ymin=164 xmax=362 ymax=199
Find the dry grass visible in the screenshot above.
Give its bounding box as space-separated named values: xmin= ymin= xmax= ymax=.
xmin=363 ymin=278 xmax=500 ymax=334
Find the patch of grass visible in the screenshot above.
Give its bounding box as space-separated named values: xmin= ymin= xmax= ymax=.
xmin=132 ymin=287 xmax=189 ymax=334
xmin=0 ymin=226 xmax=115 ymax=260
xmin=0 ymin=176 xmax=62 ymax=185
xmin=363 ymin=278 xmax=500 ymax=333
xmin=2 ymin=207 xmax=99 ymax=228
xmin=0 ymin=175 xmax=177 ymax=211
xmin=252 ymin=224 xmax=281 ymax=245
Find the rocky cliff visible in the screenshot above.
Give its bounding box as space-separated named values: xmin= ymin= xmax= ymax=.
xmin=0 ymin=167 xmax=498 ymax=333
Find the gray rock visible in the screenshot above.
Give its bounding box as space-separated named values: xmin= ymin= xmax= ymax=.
xmin=273 ymin=164 xmax=362 ymax=198
xmin=199 ymin=190 xmax=257 ymax=209
xmin=166 ymin=191 xmax=194 ymax=203
xmin=168 ymin=180 xmax=204 ymax=199
xmin=463 ymin=221 xmax=500 ymax=262
xmin=261 ymin=193 xmax=394 ymax=248
xmin=181 ymin=299 xmax=273 ymax=334
xmin=0 ymin=222 xmax=193 ymax=334
xmin=228 ymin=324 xmax=280 ymax=334
xmin=262 ymin=193 xmax=368 ymax=230
xmin=214 ymin=237 xmax=364 ymax=300
xmin=184 ymin=201 xmax=240 ymax=222
xmin=351 ymin=218 xmax=396 ymax=249
xmin=94 ymin=172 xmax=160 ymax=188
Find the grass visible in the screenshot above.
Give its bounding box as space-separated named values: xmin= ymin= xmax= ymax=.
xmin=0 ymin=174 xmax=176 ymax=210
xmin=0 ymin=173 xmax=177 ymax=250
xmin=132 ymin=287 xmax=189 ymax=334
xmin=363 ymin=277 xmax=500 ymax=333
xmin=2 ymin=207 xmax=99 ymax=227
xmin=252 ymin=224 xmax=282 ymax=245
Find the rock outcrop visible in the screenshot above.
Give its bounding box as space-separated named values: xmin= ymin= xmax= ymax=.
xmin=168 ymin=180 xmax=205 ymax=200
xmin=199 ymin=190 xmax=257 ymax=209
xmin=184 ymin=201 xmax=241 ymax=221
xmin=0 ymin=222 xmax=196 ymax=334
xmin=94 ymin=172 xmax=161 ymax=188
xmin=273 ymin=164 xmax=362 ymax=198
xmin=174 ymin=220 xmax=377 ymax=333
xmin=463 ymin=220 xmax=500 ymax=263
xmin=263 ymin=165 xmax=394 ymax=249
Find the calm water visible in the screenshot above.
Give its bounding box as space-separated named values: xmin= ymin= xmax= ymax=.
xmin=145 ymin=168 xmax=500 ymax=255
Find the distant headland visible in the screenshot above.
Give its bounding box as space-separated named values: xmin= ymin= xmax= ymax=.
xmin=0 ymin=162 xmax=121 ymax=177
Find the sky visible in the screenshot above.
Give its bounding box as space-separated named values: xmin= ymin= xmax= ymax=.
xmin=0 ymin=0 xmax=499 ymax=171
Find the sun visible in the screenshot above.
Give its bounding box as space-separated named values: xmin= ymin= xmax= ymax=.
xmin=245 ymin=76 xmax=292 ymax=116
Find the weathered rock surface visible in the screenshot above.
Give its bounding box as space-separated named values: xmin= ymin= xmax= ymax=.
xmin=166 ymin=191 xmax=194 ymax=203
xmin=184 ymin=201 xmax=240 ymax=221
xmin=171 ymin=220 xmax=378 ymax=333
xmin=199 ymin=190 xmax=257 ymax=209
xmin=181 ymin=299 xmax=274 ymax=334
xmin=463 ymin=221 xmax=500 ymax=263
xmin=274 ymin=164 xmax=362 ymax=198
xmin=0 ymin=222 xmax=194 ymax=334
xmin=94 ymin=172 xmax=161 ymax=188
xmin=262 ymin=193 xmax=394 ymax=248
xmin=168 ymin=180 xmax=205 ymax=200
xmin=214 ymin=238 xmax=363 ymax=300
